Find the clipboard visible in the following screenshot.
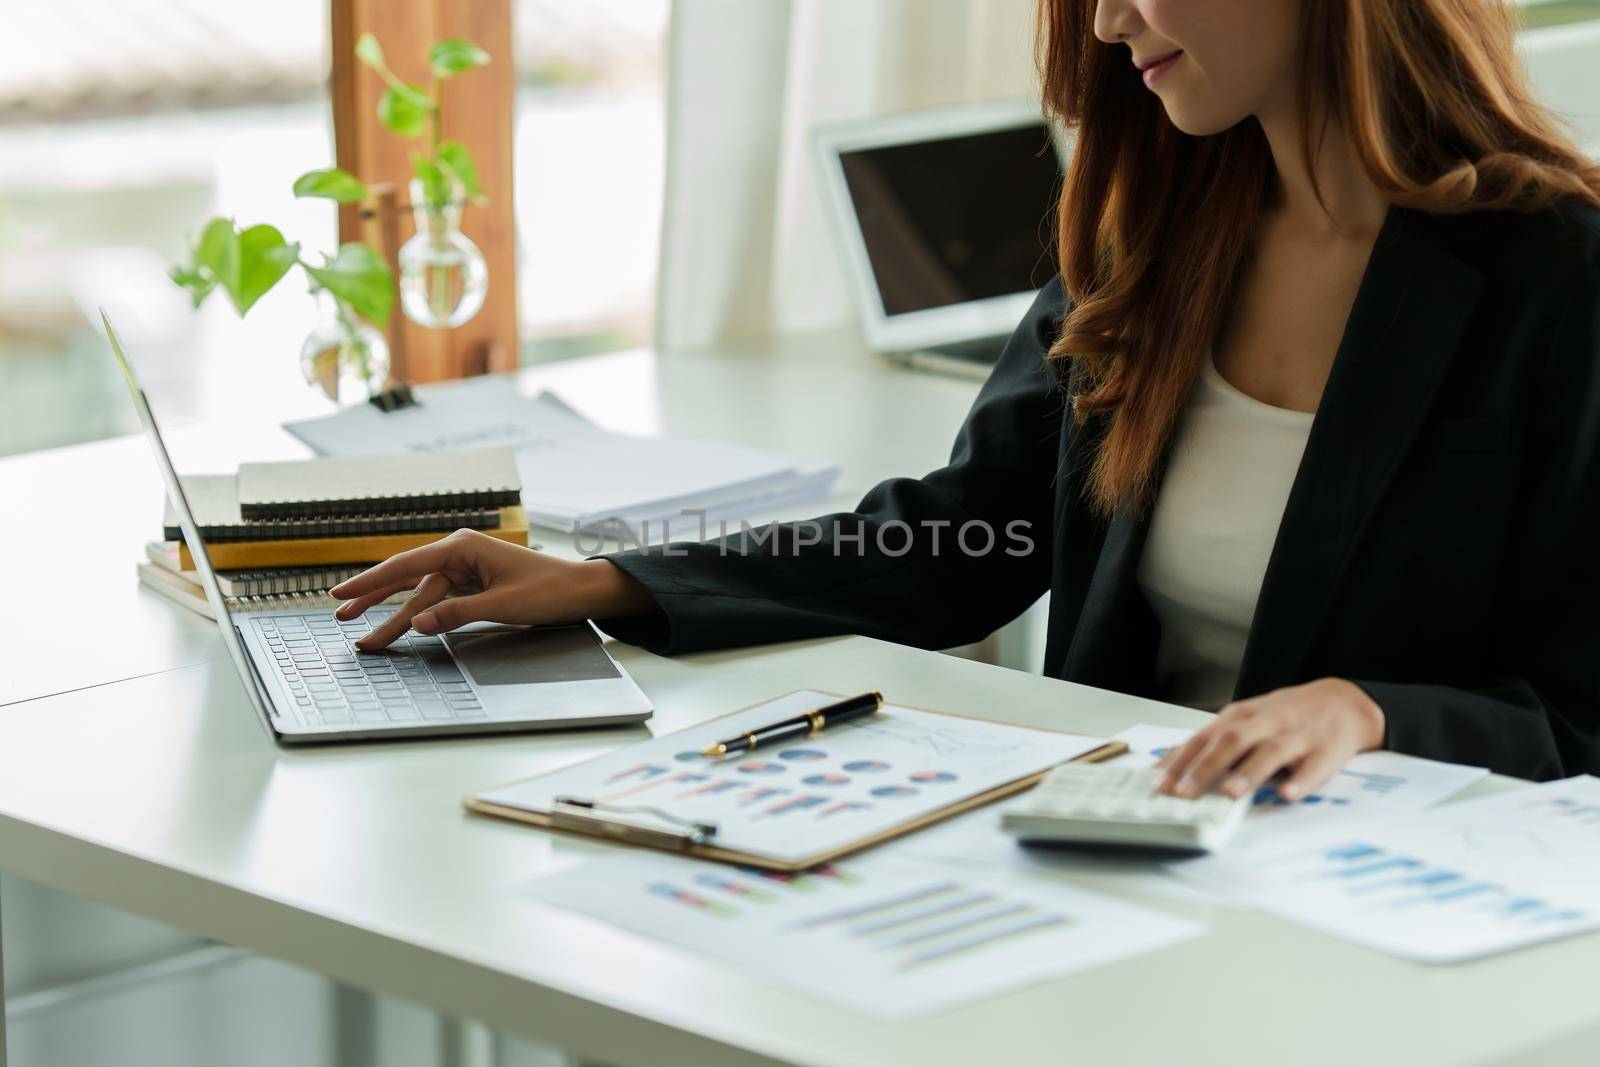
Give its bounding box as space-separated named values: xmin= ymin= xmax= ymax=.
xmin=464 ymin=690 xmax=1127 ymax=871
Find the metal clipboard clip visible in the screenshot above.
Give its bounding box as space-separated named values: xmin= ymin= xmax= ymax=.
xmin=550 ymin=796 xmax=719 ymax=850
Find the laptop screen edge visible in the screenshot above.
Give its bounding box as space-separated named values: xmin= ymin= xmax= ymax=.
xmin=102 ymin=308 xmax=284 ymax=743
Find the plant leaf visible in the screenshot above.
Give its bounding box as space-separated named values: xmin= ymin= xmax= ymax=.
xmin=428 ymin=37 xmax=489 ymax=77
xmin=168 ymin=263 xmax=215 ymax=307
xmin=355 ymin=32 xmax=426 ymax=101
xmin=436 ymin=141 xmax=485 ymax=202
xmin=177 ymin=218 xmax=297 ymax=316
xmin=169 ymin=216 xmax=234 ymax=307
xmin=230 ymin=225 xmax=300 ymax=315
xmin=378 ymin=84 xmax=431 ymax=137
xmin=391 ymin=79 xmax=434 ymax=108
xmin=411 ymin=151 xmax=453 ymax=207
xmin=304 ymin=242 xmax=394 ymax=326
xmin=293 ymin=167 xmax=371 ymax=203
xmin=194 ymin=217 xmax=238 ymax=284
xmin=355 ymin=32 xmax=385 ymax=71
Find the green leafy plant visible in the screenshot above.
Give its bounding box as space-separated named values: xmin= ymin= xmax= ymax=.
xmin=355 ymin=33 xmax=490 ymax=208
xmin=170 ymin=217 xmax=393 ymax=325
xmin=169 ymin=32 xmax=492 ymax=383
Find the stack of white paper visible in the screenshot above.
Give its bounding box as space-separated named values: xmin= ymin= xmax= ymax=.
xmin=284 ymin=376 xmax=840 ymax=536
xmin=511 ymin=420 xmax=839 ymax=535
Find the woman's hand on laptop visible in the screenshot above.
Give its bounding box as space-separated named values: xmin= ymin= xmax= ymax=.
xmin=330 ymin=530 xmax=656 ymax=651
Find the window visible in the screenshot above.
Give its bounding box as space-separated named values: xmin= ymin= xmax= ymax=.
xmin=0 ymin=0 xmax=669 ymax=457
xmin=513 ymin=0 xmax=669 ymax=360
xmin=0 ymin=0 xmax=334 ymax=455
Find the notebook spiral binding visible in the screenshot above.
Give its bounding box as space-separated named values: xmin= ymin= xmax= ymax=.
xmin=240 ymin=489 xmax=521 ymax=521
xmin=167 ymin=506 xmax=506 ymax=542
xmin=227 ymin=589 xmax=411 ymax=614
xmin=216 ymin=564 xmax=369 ymax=597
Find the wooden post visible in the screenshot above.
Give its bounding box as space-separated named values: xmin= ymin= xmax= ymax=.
xmin=357 ymin=183 xmax=410 ymax=384
xmin=330 ymin=0 xmax=518 ymax=382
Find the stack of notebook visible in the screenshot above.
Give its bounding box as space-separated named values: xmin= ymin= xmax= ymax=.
xmin=137 ymin=446 xmax=528 ymax=619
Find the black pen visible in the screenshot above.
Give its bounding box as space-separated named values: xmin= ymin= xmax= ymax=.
xmin=700 ymin=691 xmax=884 ymax=758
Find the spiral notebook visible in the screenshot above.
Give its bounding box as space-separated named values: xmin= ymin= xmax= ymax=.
xmin=136 ymin=560 xmax=408 ymax=620
xmin=144 ymin=541 xmax=373 ymax=597
xmin=164 ymin=476 xmax=503 ymax=542
xmin=176 ymin=506 xmax=528 ymax=570
xmin=236 ymin=445 xmax=521 ymax=520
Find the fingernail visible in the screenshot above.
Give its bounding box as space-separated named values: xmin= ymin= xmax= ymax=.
xmin=413 ymin=611 xmax=437 ymax=633
xmin=1225 ymin=776 xmax=1247 ymax=798
xmin=1176 ymin=777 xmax=1195 ymax=798
xmin=1280 ymin=783 xmax=1301 ymax=801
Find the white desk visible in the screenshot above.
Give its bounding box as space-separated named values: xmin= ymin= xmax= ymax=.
xmin=4 ymin=333 xmax=1600 ymax=1067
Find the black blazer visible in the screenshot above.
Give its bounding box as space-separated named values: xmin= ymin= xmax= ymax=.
xmin=603 ymin=203 xmax=1600 ymax=781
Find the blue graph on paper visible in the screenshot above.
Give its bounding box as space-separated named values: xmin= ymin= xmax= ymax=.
xmin=1520 ymin=795 xmax=1600 ymax=829
xmin=1313 ymin=841 xmax=1589 ymax=928
xmin=1337 ymin=770 xmax=1406 ymax=795
xmin=1253 ymin=768 xmax=1408 ymax=808
xmin=1255 ymin=788 xmax=1354 ymax=809
xmin=1141 ymin=746 xmax=1402 ymax=808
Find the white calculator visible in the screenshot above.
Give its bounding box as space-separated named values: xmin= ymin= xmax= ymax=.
xmin=1001 ymin=763 xmax=1250 ymax=853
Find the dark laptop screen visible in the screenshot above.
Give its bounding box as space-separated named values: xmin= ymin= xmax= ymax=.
xmin=838 ymin=123 xmax=1062 ymax=317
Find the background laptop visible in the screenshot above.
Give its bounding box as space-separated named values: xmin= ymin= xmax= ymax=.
xmin=104 ymin=311 xmax=653 ymax=744
xmin=812 ymin=99 xmax=1068 ymax=379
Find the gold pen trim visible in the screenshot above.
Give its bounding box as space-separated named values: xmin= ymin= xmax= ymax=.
xmin=702 ymin=691 xmax=884 ymax=759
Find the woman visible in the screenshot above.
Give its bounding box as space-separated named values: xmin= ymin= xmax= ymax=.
xmin=333 ymin=0 xmax=1600 ymax=797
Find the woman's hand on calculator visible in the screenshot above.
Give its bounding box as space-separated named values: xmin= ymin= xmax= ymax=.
xmin=1154 ymin=678 xmax=1387 ymax=802
xmin=330 ymin=530 xmax=656 ymax=650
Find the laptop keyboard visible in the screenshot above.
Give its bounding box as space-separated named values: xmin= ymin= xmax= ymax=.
xmin=252 ymin=607 xmax=485 ymax=727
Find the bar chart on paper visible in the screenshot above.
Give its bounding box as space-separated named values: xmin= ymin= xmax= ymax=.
xmin=1188 ymin=824 xmax=1600 ymax=962
xmin=1110 ymin=725 xmax=1487 ymax=817
xmin=1445 ymin=775 xmax=1600 ymax=834
xmin=1307 ymin=838 xmax=1587 ymax=943
xmin=1522 ymin=794 xmax=1600 ymax=825
xmin=1252 ymin=768 xmax=1405 ymax=808
xmin=526 ymin=851 xmax=1203 ymax=1017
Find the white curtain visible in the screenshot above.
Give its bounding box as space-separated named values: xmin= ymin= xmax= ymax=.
xmin=655 ymin=0 xmax=1039 ymax=352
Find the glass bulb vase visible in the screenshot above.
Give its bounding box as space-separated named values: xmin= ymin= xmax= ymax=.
xmin=300 ymin=289 xmax=391 ymax=404
xmin=399 ymin=178 xmax=488 ymax=329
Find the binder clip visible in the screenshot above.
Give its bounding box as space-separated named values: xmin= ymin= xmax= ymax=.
xmin=550 ymin=796 xmax=720 ymax=850
xmin=369 ymin=383 xmax=418 ymax=413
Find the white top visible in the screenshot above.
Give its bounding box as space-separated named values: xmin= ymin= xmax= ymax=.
xmin=1136 ymin=357 xmax=1315 ymax=712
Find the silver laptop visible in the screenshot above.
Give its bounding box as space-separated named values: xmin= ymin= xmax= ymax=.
xmin=105 ymin=311 xmax=653 ymax=743
xmin=811 ymin=99 xmax=1068 ymax=379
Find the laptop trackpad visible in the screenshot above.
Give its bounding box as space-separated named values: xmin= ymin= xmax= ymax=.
xmin=444 ymin=626 xmax=620 ymax=685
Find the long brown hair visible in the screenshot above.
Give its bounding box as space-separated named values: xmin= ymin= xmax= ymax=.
xmin=1036 ymin=0 xmax=1600 ymax=518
